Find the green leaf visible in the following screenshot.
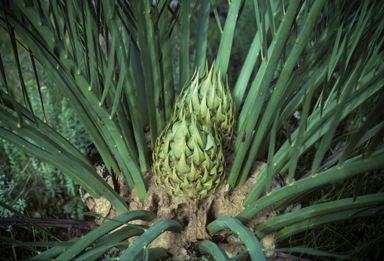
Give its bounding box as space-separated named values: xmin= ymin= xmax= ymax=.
xmin=207 ymin=217 xmax=266 ymax=261
xmin=195 ymin=240 xmax=229 ymax=260
xmin=119 ymin=220 xmax=183 ymax=260
xmin=56 ymin=210 xmax=156 ymax=260
xmin=180 ymin=0 xmax=190 ymax=88
xmin=194 ymin=0 xmax=210 ymax=76
xmin=215 ymin=0 xmax=242 ymax=80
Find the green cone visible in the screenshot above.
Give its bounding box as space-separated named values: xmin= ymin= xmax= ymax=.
xmin=152 ymin=109 xmax=225 ymax=199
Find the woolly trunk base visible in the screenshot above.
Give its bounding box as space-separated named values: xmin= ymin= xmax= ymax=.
xmin=91 ymin=157 xmax=288 ymax=260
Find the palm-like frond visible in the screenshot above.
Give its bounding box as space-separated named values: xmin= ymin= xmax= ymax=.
xmin=1 ymin=0 xmax=384 ymax=260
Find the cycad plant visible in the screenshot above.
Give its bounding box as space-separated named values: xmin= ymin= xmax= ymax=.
xmin=1 ymin=0 xmax=384 ymax=260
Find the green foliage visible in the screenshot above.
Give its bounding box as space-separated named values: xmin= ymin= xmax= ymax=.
xmin=282 ymin=169 xmax=384 ymax=260
xmin=1 ymin=209 xmax=174 ymax=260
xmin=0 ymin=36 xmax=89 ymax=220
xmin=0 ymin=0 xmax=383 ymax=260
xmin=0 ymin=167 xmax=26 ymax=220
